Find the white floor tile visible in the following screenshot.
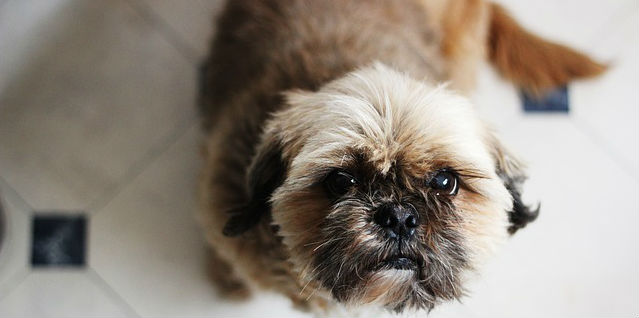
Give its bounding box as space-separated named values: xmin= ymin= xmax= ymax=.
xmin=0 ymin=0 xmax=196 ymax=211
xmin=445 ymin=118 xmax=639 ymax=317
xmin=494 ymin=0 xmax=633 ymax=52
xmin=572 ymin=6 xmax=639 ymax=179
xmin=0 ymin=271 xmax=130 ymax=317
xmin=472 ymin=64 xmax=524 ymax=133
xmin=135 ymin=0 xmax=226 ymax=61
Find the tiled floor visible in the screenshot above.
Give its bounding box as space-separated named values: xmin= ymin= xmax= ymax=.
xmin=0 ymin=0 xmax=637 ymax=317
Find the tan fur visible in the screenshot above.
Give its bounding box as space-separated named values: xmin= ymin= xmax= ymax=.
xmin=427 ymin=0 xmax=491 ymax=93
xmin=268 ymin=65 xmax=511 ymax=310
xmin=487 ymin=3 xmax=607 ymax=95
xmin=197 ymin=0 xmax=599 ymax=314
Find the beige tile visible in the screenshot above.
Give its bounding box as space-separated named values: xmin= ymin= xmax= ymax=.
xmin=0 ymin=0 xmax=197 ymax=211
xmin=136 ymin=0 xmax=226 ymax=61
xmin=0 ymin=0 xmax=71 ymax=95
xmin=0 ymin=271 xmax=131 ymax=317
xmin=90 ymin=126 xmax=309 ymax=317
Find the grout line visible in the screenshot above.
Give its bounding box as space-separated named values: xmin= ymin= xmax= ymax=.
xmin=82 ymin=0 xmax=204 ymax=215
xmin=567 ymin=2 xmax=639 ymax=183
xmin=0 ymin=176 xmax=35 ymax=215
xmin=84 ymin=121 xmax=198 ymax=316
xmin=0 ymin=269 xmax=30 ymax=304
xmin=0 ymin=177 xmax=33 ymax=304
xmin=125 ymin=0 xmax=200 ymax=65
xmin=86 ymin=119 xmax=197 ymax=215
xmin=87 ymin=268 xmax=141 ymax=318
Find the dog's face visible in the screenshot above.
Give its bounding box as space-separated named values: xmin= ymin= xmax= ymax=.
xmin=223 ymin=63 xmax=538 ymax=311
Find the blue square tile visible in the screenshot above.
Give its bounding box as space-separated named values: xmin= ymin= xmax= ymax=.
xmin=31 ymin=214 xmax=87 ymax=267
xmin=521 ymin=86 xmax=569 ymax=113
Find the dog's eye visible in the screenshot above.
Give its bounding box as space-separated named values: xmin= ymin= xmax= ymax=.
xmin=324 ymin=170 xmax=357 ymax=197
xmin=430 ymin=170 xmax=459 ymax=196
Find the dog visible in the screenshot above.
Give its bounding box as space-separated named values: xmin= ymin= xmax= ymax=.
xmin=197 ymin=0 xmax=604 ymax=314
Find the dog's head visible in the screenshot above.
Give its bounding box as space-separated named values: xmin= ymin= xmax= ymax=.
xmin=223 ymin=63 xmax=538 ymax=311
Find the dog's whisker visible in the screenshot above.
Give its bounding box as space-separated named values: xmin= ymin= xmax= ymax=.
xmin=312 ymin=236 xmax=345 ymax=252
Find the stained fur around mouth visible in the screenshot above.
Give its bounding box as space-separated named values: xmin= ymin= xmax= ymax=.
xmin=309 ymin=195 xmax=470 ymax=311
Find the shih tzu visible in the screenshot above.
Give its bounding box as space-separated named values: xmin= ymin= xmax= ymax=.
xmin=197 ymin=0 xmax=604 ymax=314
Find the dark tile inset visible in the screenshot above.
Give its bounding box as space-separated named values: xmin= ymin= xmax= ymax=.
xmin=31 ymin=214 xmax=87 ymax=267
xmin=521 ymin=86 xmax=569 ymax=113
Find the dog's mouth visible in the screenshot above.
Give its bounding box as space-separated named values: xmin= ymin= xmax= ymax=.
xmin=377 ymin=255 xmax=420 ymax=271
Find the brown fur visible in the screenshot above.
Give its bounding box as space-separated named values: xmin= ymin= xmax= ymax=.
xmin=197 ymin=0 xmax=600 ymax=314
xmin=206 ymin=249 xmax=250 ymax=300
xmin=487 ymin=3 xmax=607 ymax=95
xmin=436 ymin=0 xmax=491 ymax=92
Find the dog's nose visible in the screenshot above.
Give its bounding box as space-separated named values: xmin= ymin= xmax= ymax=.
xmin=373 ymin=204 xmax=419 ymax=239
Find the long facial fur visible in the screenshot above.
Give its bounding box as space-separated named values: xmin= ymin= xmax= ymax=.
xmin=254 ymin=63 xmax=515 ymax=311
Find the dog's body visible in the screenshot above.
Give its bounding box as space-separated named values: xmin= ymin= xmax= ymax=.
xmin=198 ymin=0 xmax=603 ymax=313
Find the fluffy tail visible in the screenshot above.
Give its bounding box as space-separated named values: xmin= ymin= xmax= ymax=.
xmin=488 ymin=3 xmax=606 ymax=95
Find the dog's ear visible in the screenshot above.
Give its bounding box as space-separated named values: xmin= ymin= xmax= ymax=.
xmin=489 ymin=136 xmax=539 ymax=234
xmin=222 ymin=137 xmax=287 ymax=237
xmin=222 ymin=90 xmax=312 ymax=236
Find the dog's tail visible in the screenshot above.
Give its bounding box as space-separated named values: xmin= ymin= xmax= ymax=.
xmin=487 ymin=3 xmax=606 ymax=95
